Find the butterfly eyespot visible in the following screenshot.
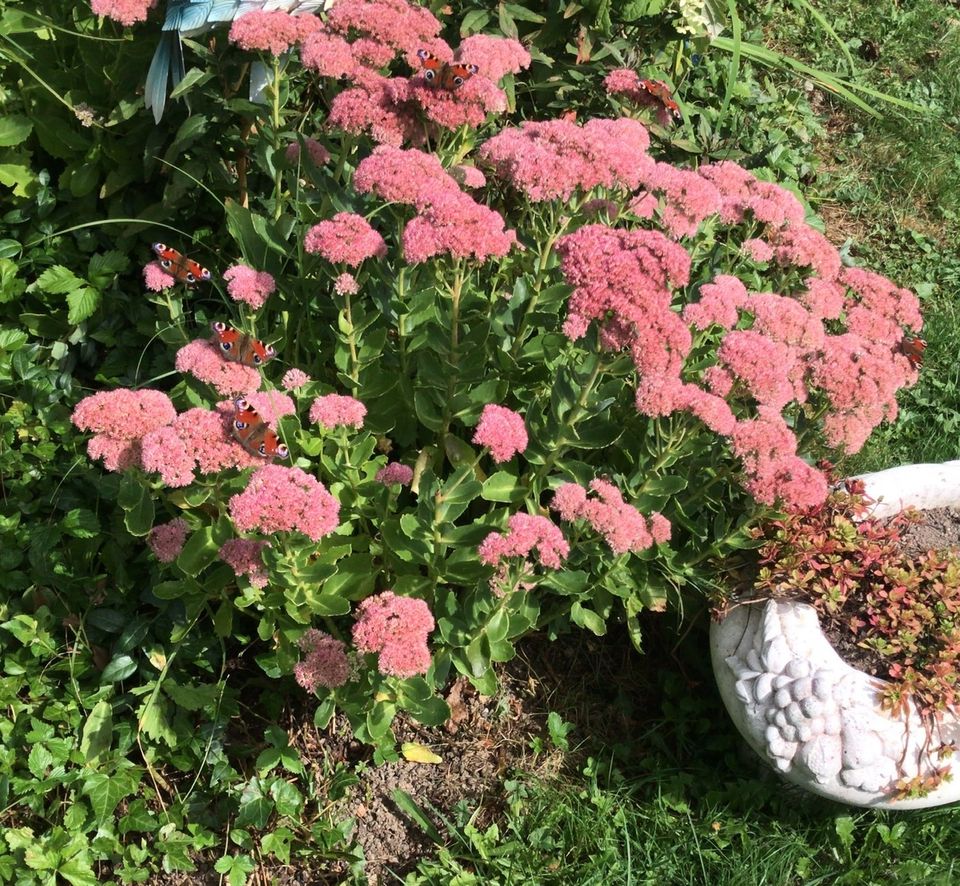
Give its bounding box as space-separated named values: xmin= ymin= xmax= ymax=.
xmin=200 ymin=268 xmax=211 ymax=280
xmin=153 ymin=242 xmax=166 ymax=252
xmin=277 ymin=445 xmax=289 ymax=458
xmin=186 ymin=272 xmax=196 ymax=283
xmin=235 ymin=398 xmax=248 ymax=409
xmin=454 ymin=76 xmax=464 ymax=86
xmin=253 ymin=354 xmax=262 ymax=364
xmin=234 ymin=420 xmax=248 ymax=430
xmin=160 ymin=259 xmax=172 ymax=269
xmin=266 ymin=346 xmax=276 ymax=358
xmin=258 ymin=443 xmax=267 ymax=455
xmin=221 ymin=341 xmax=232 ymax=351
xmin=213 ymin=321 xmax=226 ymax=332
xmin=424 ymin=69 xmax=435 ymax=80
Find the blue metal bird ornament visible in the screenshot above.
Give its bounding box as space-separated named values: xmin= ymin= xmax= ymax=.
xmin=145 ymin=0 xmax=327 ymax=124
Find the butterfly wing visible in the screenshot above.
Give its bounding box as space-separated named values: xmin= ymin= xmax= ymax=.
xmin=416 ymin=49 xmax=477 ymax=91
xmin=439 ymin=62 xmax=478 ymax=91
xmin=900 ymin=336 xmax=927 ymax=368
xmin=211 ymin=322 xmax=276 ymax=368
xmin=638 ymin=80 xmax=682 ymax=119
xmin=231 ymin=398 xmax=289 ymax=459
xmin=151 ymin=242 xmax=212 ymax=287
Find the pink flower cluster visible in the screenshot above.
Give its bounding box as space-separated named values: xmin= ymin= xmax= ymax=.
xmin=90 ymin=0 xmax=156 ymax=26
xmin=219 ymin=538 xmax=270 ymax=589
xmin=282 ymin=368 xmax=311 ymax=390
xmin=285 ymin=137 xmax=331 ymax=167
xmin=147 ymin=518 xmax=188 ymax=563
xmin=304 ymin=213 xmax=387 ymax=266
xmin=472 ymin=404 xmax=528 ymax=463
xmin=477 ymin=118 xmax=652 ymax=202
xmin=633 ymin=161 xmax=722 ymax=239
xmin=334 ymin=272 xmax=359 ymax=295
xmin=223 ymin=264 xmax=276 ymax=310
xmin=228 ymin=10 xmax=318 ymax=56
xmin=376 ymin=462 xmax=413 ymax=486
xmin=175 ymin=340 xmax=262 ymax=397
xmin=140 ymin=404 xmax=272 ymax=487
xmin=295 ymin=629 xmax=351 ymax=691
xmin=352 ymin=590 xmax=434 ymax=678
xmin=354 ymin=146 xmax=516 ymax=264
xmin=229 ymin=464 xmax=340 ymax=542
xmin=72 ymin=388 xmax=176 ymax=471
xmin=310 ymin=394 xmax=367 ymax=430
xmin=604 ymin=68 xmax=678 ymax=125
xmin=307 ymin=2 xmax=524 ymax=145
xmin=478 ymin=513 xmax=569 ymax=571
xmin=551 ymin=479 xmax=670 ymax=554
xmin=402 ymin=182 xmax=516 ymax=263
xmin=143 ymin=262 xmax=175 ymax=291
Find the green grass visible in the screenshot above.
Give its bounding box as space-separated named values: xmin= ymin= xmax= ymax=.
xmin=402 ymin=655 xmax=960 ymax=886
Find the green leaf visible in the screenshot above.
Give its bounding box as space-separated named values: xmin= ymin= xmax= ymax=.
xmin=176 ymin=525 xmax=222 ymax=577
xmin=236 ymin=779 xmax=273 ymax=829
xmin=0 ymin=115 xmax=32 ymax=147
xmin=36 ymin=265 xmax=85 ymax=294
xmin=571 ymin=602 xmax=607 ymax=636
xmin=67 ymin=287 xmax=101 ymax=324
xmin=0 ymin=162 xmax=36 ymax=197
xmin=642 ymin=475 xmax=687 ymax=496
xmin=481 ymin=471 xmax=522 ymax=503
xmin=80 ymin=700 xmax=113 ymax=765
xmin=118 ymin=476 xmax=154 ymax=537
xmin=391 ymin=789 xmax=443 ymax=843
xmin=261 ymin=828 xmax=293 ymax=864
xmin=213 ymin=853 xmax=255 ymax=886
xmin=61 ymin=508 xmax=100 ymax=538
xmin=102 ymin=654 xmax=137 ymax=682
xmin=81 ymin=771 xmax=134 ymax=823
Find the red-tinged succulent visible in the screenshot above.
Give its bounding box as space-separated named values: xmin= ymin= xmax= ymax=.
xmin=750 ymin=482 xmax=960 ymax=721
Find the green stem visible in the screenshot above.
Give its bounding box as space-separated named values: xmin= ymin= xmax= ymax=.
xmin=527 ymin=355 xmax=605 ymax=498
xmin=271 ymin=55 xmax=283 ymax=220
xmin=509 ymin=212 xmax=566 ymax=362
xmin=437 ymin=263 xmax=465 ymax=454
xmin=343 ymin=289 xmax=360 ymax=395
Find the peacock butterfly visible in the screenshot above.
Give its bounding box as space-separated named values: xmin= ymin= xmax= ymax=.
xmin=638 ymin=79 xmax=682 ymax=120
xmin=231 ymin=398 xmax=289 ymax=460
xmin=416 ymin=49 xmax=478 ymax=91
xmin=210 ymin=321 xmax=276 ymax=368
xmin=152 ymin=242 xmax=212 ymax=287
xmin=900 ymin=335 xmax=927 ymax=369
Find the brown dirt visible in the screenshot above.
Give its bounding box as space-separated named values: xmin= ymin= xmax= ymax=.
xmin=147 ymin=621 xmax=668 ymax=885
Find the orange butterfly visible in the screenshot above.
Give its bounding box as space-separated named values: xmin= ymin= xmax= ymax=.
xmin=152 ymin=242 xmax=212 ymax=287
xmin=900 ymin=335 xmax=927 ymax=369
xmin=231 ymin=398 xmax=289 ymax=460
xmin=416 ymin=49 xmax=478 ymax=91
xmin=638 ymin=80 xmax=682 ymax=120
xmin=210 ymin=322 xmax=276 ymax=369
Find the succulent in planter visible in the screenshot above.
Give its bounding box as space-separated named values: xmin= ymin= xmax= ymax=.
xmin=713 ymin=469 xmax=960 ymax=806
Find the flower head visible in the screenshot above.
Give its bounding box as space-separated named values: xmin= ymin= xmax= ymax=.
xmin=223 ymin=264 xmax=276 ymax=310
xmin=229 ymin=10 xmax=302 ymax=55
xmin=219 ymin=538 xmax=271 ymax=589
xmin=148 ymin=518 xmax=188 ymax=563
xmin=376 ymin=462 xmax=414 ymax=486
xmin=228 ymin=465 xmax=340 ymax=541
xmin=478 ymin=513 xmax=569 ymax=570
xmin=285 ymin=136 xmax=331 ymax=167
xmin=354 ymin=145 xmax=457 ymax=203
xmin=304 ymin=213 xmax=387 ymax=266
xmin=90 ymin=0 xmax=156 ymax=26
xmin=175 ymin=340 xmax=262 ymax=397
xmin=295 ymin=629 xmax=351 ymax=690
xmin=334 ymin=272 xmax=359 ymax=295
xmin=478 ymin=117 xmax=652 ymax=202
xmin=309 ymin=394 xmax=367 ymax=430
xmin=301 ymin=27 xmax=357 ymax=78
xmin=72 ymin=389 xmax=176 ymax=440
xmin=352 ymin=590 xmax=434 ymax=678
xmin=457 ymin=35 xmax=531 ymax=81
xmin=282 ymin=368 xmax=311 ymax=391
xmin=472 ymin=404 xmax=527 ymax=463
xmin=143 ymin=262 xmax=175 ymax=292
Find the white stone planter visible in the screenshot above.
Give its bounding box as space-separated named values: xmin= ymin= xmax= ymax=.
xmin=711 ymin=461 xmax=960 ymax=808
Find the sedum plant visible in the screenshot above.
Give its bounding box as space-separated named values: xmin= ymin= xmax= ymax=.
xmin=71 ymin=0 xmax=922 ymax=748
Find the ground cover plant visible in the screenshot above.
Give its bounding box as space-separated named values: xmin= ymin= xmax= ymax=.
xmin=0 ymin=0 xmax=957 ymax=882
